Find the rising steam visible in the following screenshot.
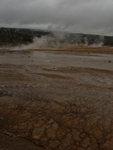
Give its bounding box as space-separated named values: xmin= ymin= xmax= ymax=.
xmin=2 ymin=32 xmax=104 ymax=50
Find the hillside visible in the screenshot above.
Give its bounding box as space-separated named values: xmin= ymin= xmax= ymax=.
xmin=0 ymin=27 xmax=113 ymax=47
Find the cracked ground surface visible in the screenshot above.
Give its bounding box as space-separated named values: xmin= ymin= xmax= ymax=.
xmin=0 ymin=48 xmax=113 ymax=150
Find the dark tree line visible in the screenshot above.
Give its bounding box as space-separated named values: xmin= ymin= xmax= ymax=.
xmin=0 ymin=27 xmax=113 ymax=46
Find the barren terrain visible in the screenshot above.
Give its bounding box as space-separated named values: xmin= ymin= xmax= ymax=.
xmin=0 ymin=47 xmax=113 ymax=150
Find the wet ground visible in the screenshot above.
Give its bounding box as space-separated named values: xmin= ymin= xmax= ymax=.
xmin=0 ymin=48 xmax=113 ymax=150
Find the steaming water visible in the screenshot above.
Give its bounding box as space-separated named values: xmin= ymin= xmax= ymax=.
xmin=7 ymin=32 xmax=104 ymax=50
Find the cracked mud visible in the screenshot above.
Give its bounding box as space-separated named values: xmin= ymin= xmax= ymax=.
xmin=0 ymin=48 xmax=113 ymax=150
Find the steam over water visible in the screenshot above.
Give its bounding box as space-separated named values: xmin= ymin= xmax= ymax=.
xmin=1 ymin=32 xmax=105 ymax=50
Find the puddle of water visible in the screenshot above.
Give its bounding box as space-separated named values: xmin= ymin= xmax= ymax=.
xmin=0 ymin=51 xmax=113 ymax=71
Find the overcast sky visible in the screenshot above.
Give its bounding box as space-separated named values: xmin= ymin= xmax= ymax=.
xmin=0 ymin=0 xmax=113 ymax=35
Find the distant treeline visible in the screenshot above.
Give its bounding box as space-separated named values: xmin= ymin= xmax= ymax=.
xmin=0 ymin=27 xmax=113 ymax=46
xmin=0 ymin=27 xmax=50 ymax=46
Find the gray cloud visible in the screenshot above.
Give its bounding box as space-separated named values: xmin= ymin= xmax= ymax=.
xmin=0 ymin=0 xmax=113 ymax=35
